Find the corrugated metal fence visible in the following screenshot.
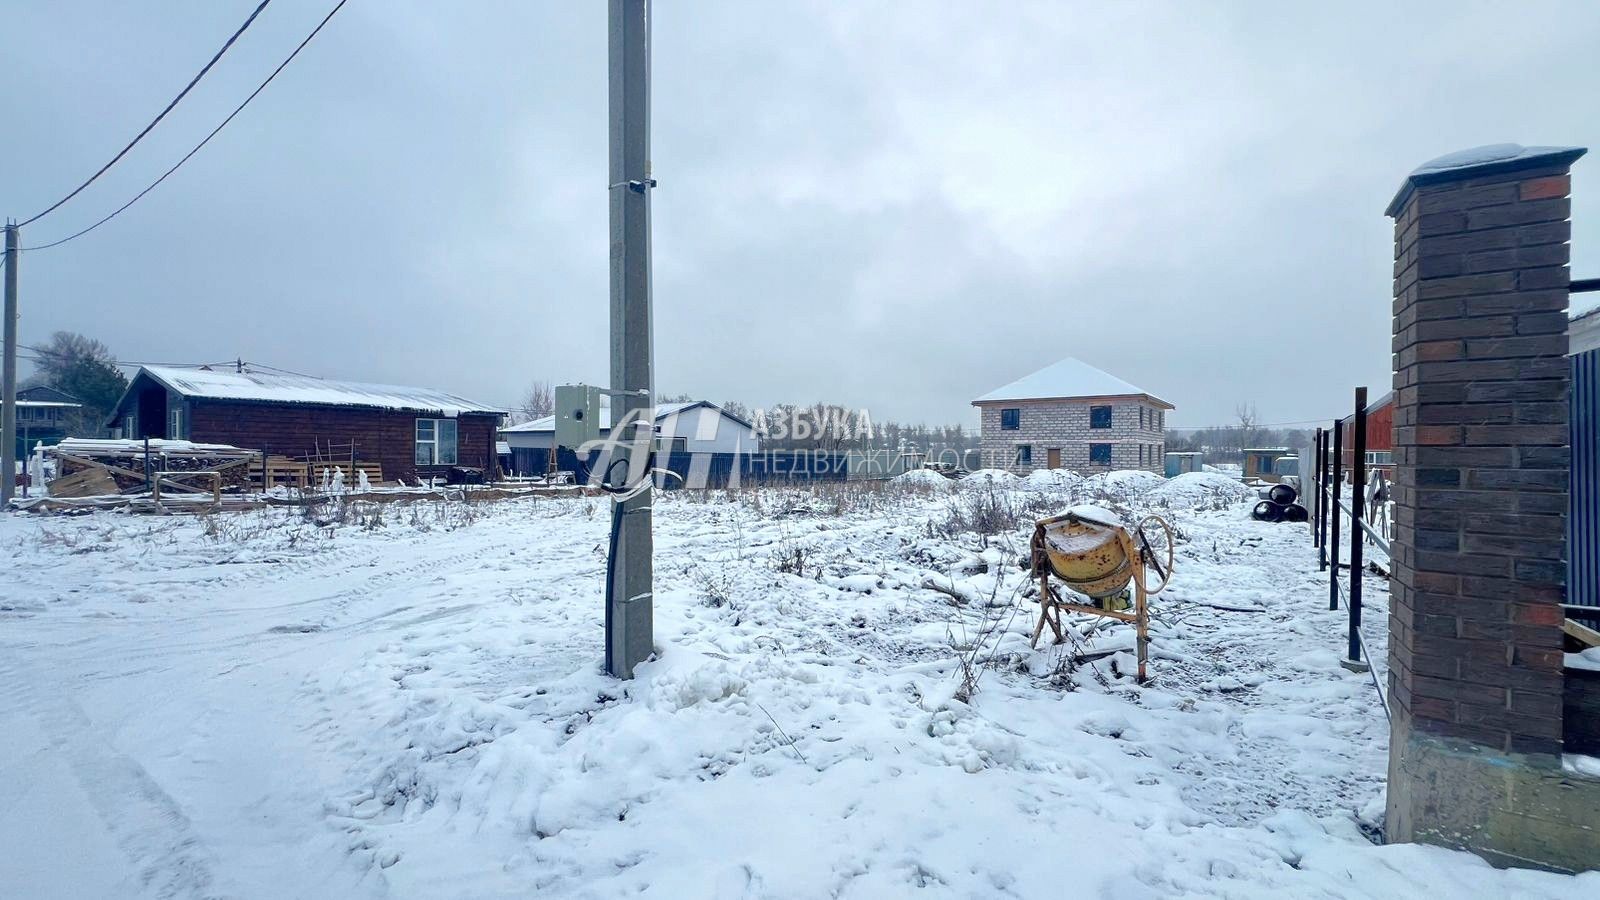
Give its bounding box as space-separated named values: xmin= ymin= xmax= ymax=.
xmin=1573 ymin=347 xmax=1599 ymax=609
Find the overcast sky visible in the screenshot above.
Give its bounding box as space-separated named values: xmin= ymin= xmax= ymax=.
xmin=4 ymin=1 xmax=1600 ymax=429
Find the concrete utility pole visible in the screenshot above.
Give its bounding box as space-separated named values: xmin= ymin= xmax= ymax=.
xmin=605 ymin=0 xmax=655 ymax=678
xmin=1 ymin=223 xmax=18 ymax=507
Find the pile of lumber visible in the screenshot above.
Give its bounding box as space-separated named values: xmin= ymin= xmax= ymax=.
xmin=48 ymin=439 xmax=260 ymax=498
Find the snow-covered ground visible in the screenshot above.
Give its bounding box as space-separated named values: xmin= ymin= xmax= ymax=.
xmin=1 ymin=474 xmax=1593 ymax=898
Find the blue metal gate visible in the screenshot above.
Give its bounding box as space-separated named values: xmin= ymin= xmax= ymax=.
xmin=1574 ymin=347 xmax=1600 ymax=608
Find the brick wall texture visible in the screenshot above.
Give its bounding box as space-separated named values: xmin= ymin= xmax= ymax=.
xmin=975 ymin=398 xmax=1166 ymax=475
xmin=1388 ymin=161 xmax=1574 ymax=757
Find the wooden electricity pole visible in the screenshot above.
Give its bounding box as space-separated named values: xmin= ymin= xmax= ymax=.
xmin=605 ymin=0 xmax=655 ymax=678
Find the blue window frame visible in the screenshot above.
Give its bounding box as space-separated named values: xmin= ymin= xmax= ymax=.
xmin=1000 ymin=408 xmax=1020 ymax=430
xmin=1090 ymin=443 xmax=1112 ymax=465
xmin=1090 ymin=406 xmax=1112 ymax=429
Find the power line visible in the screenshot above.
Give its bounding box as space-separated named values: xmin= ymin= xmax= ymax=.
xmin=244 ymin=361 xmax=321 ymax=378
xmin=19 ymin=0 xmax=273 ymax=228
xmin=20 ymin=355 xmax=236 ymax=370
xmin=20 ymin=348 xmax=333 ymax=378
xmin=22 ymin=0 xmax=348 ymax=252
xmin=19 ymin=345 xmax=237 ymax=370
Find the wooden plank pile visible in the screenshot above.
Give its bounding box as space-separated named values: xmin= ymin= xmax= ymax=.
xmin=47 ymin=439 xmax=261 ymax=499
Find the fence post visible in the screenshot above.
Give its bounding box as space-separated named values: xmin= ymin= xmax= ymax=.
xmin=143 ymin=437 xmax=152 ymax=489
xmin=1311 ymin=428 xmax=1320 ymax=549
xmin=1328 ymin=417 xmax=1343 ymax=610
xmin=1345 ymin=387 xmax=1369 ymax=670
xmin=1315 ymin=427 xmax=1327 ymax=568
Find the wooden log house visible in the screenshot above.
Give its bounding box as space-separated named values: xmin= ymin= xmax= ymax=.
xmin=105 ymin=365 xmax=505 ymax=485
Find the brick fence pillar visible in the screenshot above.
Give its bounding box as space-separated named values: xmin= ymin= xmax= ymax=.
xmin=1385 ymin=144 xmax=1599 ymax=870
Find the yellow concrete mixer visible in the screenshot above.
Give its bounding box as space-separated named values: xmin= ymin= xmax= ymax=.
xmin=1028 ymin=508 xmax=1175 ymax=682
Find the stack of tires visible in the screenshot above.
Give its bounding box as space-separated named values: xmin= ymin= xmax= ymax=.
xmin=1252 ymin=483 xmax=1309 ymax=523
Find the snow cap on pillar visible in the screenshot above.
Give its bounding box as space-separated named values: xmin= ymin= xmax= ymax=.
xmin=1385 ymin=143 xmax=1587 ymax=217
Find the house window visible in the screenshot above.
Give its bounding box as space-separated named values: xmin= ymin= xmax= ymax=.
xmin=169 ymin=407 xmax=184 ymax=440
xmin=1366 ymin=450 xmax=1393 ymax=466
xmin=1090 ymin=406 xmax=1112 ymax=429
xmin=1015 ymin=444 xmax=1032 ymax=465
xmin=415 ymin=418 xmax=458 ymax=466
xmin=1090 ymin=443 xmax=1112 ymax=465
xmin=1000 ymin=408 xmax=1020 ymax=430
xmin=1139 ymin=407 xmax=1147 ymax=429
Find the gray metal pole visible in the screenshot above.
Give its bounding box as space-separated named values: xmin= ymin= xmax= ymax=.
xmin=605 ymin=0 xmax=654 ymax=678
xmin=1 ymin=223 xmax=18 ymax=507
xmin=1347 ymin=386 xmax=1368 ymax=668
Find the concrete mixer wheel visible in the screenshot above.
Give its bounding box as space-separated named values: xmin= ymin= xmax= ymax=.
xmin=1133 ymin=515 xmax=1176 ymax=595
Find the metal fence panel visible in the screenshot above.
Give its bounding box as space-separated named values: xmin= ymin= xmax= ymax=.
xmin=1574 ymin=348 xmax=1600 ymax=608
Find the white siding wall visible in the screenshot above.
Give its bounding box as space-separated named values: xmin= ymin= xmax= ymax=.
xmin=656 ymin=406 xmax=758 ymax=453
xmin=500 ymin=428 xmax=553 ymax=450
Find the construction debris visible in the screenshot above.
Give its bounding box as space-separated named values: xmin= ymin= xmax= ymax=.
xmin=47 ymin=438 xmax=260 ymax=499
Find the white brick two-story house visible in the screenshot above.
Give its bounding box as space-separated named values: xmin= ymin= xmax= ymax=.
xmin=972 ymin=357 xmax=1174 ymax=475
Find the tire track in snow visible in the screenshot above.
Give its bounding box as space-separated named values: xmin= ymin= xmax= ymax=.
xmin=1152 ymin=520 xmax=1389 ymax=829
xmin=0 ymin=656 xmax=225 ymax=900
xmin=32 ymin=530 xmax=542 ymax=680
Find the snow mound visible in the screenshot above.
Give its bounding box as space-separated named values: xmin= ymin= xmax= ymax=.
xmin=1145 ymin=472 xmax=1255 ymax=509
xmin=893 ymin=469 xmax=953 ymax=489
xmin=961 ymin=468 xmax=1019 ymax=487
xmin=1022 ymin=468 xmax=1084 ymax=491
xmin=1567 ymin=647 xmax=1600 ymax=673
xmin=1081 ymin=469 xmax=1164 ymax=499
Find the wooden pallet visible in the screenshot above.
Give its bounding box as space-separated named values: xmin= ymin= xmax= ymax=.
xmin=255 ymin=456 xmax=310 ymax=489
xmin=304 ymin=460 xmax=384 ymax=485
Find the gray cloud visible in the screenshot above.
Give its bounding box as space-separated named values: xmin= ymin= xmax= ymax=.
xmin=4 ymin=1 xmax=1599 ymax=430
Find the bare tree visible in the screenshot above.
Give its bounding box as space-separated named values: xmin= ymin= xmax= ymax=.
xmin=1235 ymin=402 xmax=1259 ymax=452
xmin=519 ymin=380 xmax=554 ymax=423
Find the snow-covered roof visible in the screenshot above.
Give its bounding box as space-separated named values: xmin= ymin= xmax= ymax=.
xmin=56 ymin=437 xmax=249 ymax=455
xmin=1387 ymin=143 xmax=1587 ymax=216
xmin=502 ymin=400 xmax=748 ymax=434
xmin=1573 ymin=302 xmax=1600 ymax=356
xmin=129 ymin=365 xmax=504 ymax=417
xmin=972 ymin=357 xmax=1171 ymax=407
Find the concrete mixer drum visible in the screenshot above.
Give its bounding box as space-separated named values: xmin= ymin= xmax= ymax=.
xmin=1028 ymin=509 xmax=1176 ymax=682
